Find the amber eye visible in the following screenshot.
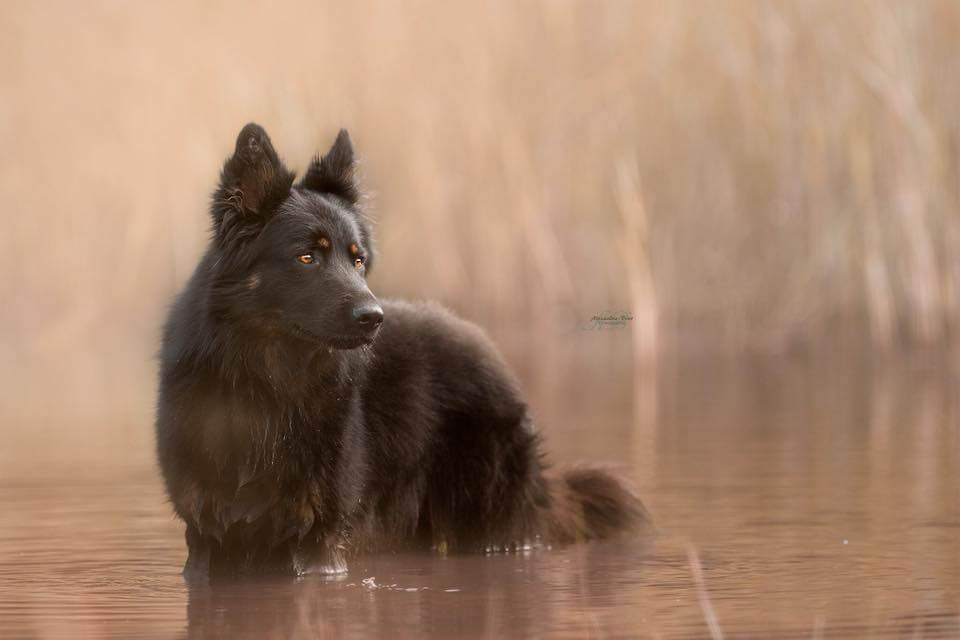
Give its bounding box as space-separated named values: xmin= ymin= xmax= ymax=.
xmin=354 ymin=257 xmax=365 ymax=269
xmin=297 ymin=254 xmax=315 ymax=265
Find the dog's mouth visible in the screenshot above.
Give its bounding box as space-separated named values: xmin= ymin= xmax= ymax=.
xmin=327 ymin=334 xmax=376 ymax=350
xmin=291 ymin=324 xmax=377 ymax=350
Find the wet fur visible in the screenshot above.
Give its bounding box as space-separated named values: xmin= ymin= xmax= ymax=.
xmin=155 ymin=123 xmax=650 ymax=577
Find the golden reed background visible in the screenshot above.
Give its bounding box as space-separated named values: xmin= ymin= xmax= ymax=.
xmin=2 ymin=1 xmax=959 ymax=442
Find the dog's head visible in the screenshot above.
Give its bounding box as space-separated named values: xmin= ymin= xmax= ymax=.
xmin=207 ymin=123 xmax=381 ymax=350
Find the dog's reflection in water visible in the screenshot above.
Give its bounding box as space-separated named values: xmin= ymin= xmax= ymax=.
xmin=183 ymin=541 xmax=653 ymax=639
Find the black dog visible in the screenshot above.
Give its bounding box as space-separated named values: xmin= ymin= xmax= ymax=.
xmin=155 ymin=124 xmax=649 ymax=577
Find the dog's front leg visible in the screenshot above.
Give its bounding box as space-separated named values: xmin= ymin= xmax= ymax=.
xmin=291 ymin=531 xmax=349 ymax=576
xmin=182 ymin=524 xmax=213 ymax=580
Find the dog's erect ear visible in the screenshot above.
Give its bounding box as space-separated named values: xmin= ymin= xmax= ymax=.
xmin=212 ymin=123 xmax=295 ymax=244
xmin=299 ymin=129 xmax=359 ymax=204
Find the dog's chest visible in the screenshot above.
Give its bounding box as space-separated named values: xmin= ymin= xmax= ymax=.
xmin=186 ymin=391 xmax=363 ymax=544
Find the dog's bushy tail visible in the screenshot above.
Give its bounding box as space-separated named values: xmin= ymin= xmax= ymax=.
xmin=546 ymin=465 xmax=651 ymax=543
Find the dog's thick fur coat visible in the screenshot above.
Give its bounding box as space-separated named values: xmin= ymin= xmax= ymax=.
xmin=155 ymin=124 xmax=649 ymax=576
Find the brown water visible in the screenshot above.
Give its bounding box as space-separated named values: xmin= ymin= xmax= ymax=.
xmin=1 ymin=350 xmax=958 ymax=639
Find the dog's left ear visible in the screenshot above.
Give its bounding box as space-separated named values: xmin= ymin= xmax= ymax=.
xmin=212 ymin=123 xmax=296 ymax=244
xmin=299 ymin=129 xmax=360 ymax=204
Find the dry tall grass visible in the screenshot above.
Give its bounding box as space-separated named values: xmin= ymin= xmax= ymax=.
xmin=1 ymin=1 xmax=958 ymax=431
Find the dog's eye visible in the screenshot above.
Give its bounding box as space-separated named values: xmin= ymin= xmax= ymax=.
xmin=354 ymin=257 xmax=365 ymax=269
xmin=297 ymin=254 xmax=315 ymax=265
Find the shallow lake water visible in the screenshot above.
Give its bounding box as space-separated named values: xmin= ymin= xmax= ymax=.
xmin=1 ymin=347 xmax=957 ymax=638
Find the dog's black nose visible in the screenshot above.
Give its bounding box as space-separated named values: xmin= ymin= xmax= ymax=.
xmin=353 ymin=304 xmax=384 ymax=330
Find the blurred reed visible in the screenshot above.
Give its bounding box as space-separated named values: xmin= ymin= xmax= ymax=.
xmin=1 ymin=0 xmax=959 ymax=433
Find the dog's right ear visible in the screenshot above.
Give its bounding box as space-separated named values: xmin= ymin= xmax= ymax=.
xmin=298 ymin=129 xmax=360 ymax=204
xmin=211 ymin=123 xmax=295 ymax=246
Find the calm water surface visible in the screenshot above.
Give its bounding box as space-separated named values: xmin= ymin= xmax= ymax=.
xmin=1 ymin=350 xmax=957 ymax=638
